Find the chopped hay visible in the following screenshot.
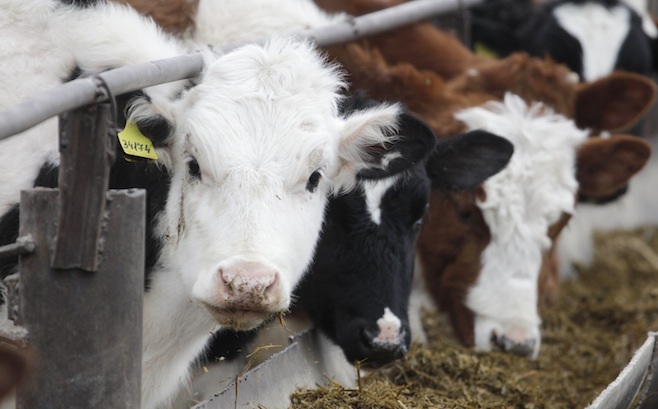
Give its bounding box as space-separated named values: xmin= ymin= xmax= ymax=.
xmin=290 ymin=228 xmax=658 ymax=408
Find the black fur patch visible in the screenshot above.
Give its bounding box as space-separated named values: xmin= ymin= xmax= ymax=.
xmin=133 ymin=114 xmax=172 ymax=148
xmin=65 ymin=65 xmax=82 ymax=83
xmin=0 ymin=206 xmax=20 ymax=280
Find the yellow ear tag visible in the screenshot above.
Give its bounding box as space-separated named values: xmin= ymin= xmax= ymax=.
xmin=474 ymin=42 xmax=499 ymax=60
xmin=117 ymin=121 xmax=159 ymax=161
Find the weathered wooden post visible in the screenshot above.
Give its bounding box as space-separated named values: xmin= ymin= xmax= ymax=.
xmin=12 ymin=102 xmax=144 ymax=408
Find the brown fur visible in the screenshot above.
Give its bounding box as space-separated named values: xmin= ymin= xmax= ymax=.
xmin=416 ymin=188 xmax=490 ymax=346
xmin=315 ymin=0 xmax=657 ymax=131
xmin=575 ymin=72 xmax=657 ymax=132
xmin=576 ymin=135 xmax=652 ymax=198
xmin=0 ymin=337 xmax=36 ymax=400
xmin=315 ymin=0 xmax=480 ymax=79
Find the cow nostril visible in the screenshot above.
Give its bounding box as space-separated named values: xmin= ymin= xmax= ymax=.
xmin=491 ymin=333 xmax=535 ymax=357
xmin=360 ymin=326 xmax=378 ymax=349
xmin=218 ymin=262 xmax=279 ymax=299
xmin=358 ymin=326 xmax=408 ymax=366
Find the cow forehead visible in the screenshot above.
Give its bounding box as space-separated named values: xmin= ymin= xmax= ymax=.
xmin=455 ymin=93 xmax=587 ymax=258
xmin=554 ymin=2 xmax=631 ymax=81
xmin=197 ymin=38 xmax=344 ymax=108
xmin=175 ymin=39 xmax=345 ymax=180
xmin=180 ymin=97 xmax=337 ymax=180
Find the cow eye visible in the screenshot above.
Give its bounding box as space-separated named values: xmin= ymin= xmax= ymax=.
xmin=458 ymin=209 xmax=472 ymax=222
xmin=188 ymin=158 xmax=201 ymax=180
xmin=306 ymin=170 xmax=322 ymax=193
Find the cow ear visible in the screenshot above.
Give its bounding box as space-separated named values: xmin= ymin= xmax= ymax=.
xmin=576 ymin=135 xmax=651 ymax=200
xmin=334 ymin=103 xmax=402 ymax=190
xmin=132 ymin=113 xmax=173 ymax=148
xmin=124 ymin=94 xmax=175 ymax=148
xmin=426 ymin=130 xmax=514 ymax=191
xmin=357 ymin=113 xmax=437 ymax=180
xmin=575 ymin=71 xmax=657 ymax=132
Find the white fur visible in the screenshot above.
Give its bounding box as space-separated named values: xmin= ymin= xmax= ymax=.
xmin=455 ymin=93 xmax=588 ymax=358
xmin=0 ymin=2 xmax=402 ymax=408
xmin=363 ymin=178 xmax=396 ymax=225
xmin=186 ymin=0 xmax=348 ymax=47
xmin=554 ymin=2 xmax=631 ymax=81
xmin=408 ymin=255 xmax=437 ymax=344
xmin=373 ymin=307 xmax=403 ymax=346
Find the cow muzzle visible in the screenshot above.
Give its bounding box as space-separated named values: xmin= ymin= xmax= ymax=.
xmin=202 ymin=260 xmax=287 ymax=330
xmin=474 ymin=316 xmax=541 ymax=359
xmin=351 ymin=308 xmax=409 ymax=367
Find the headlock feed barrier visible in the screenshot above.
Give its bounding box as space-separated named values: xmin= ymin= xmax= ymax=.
xmin=0 ymin=0 xmax=481 ymax=407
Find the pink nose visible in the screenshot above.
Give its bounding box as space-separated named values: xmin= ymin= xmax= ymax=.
xmin=218 ymin=261 xmax=280 ymax=309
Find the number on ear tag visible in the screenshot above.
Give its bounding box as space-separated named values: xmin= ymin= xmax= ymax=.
xmin=117 ymin=121 xmax=159 ymax=161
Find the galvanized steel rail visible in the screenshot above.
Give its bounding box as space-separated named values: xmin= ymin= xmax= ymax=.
xmin=0 ymin=0 xmax=482 ymax=141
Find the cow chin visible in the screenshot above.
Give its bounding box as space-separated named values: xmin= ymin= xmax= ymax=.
xmin=202 ymin=303 xmax=276 ymax=331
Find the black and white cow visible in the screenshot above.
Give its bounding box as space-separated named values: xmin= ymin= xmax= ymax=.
xmin=293 ymin=94 xmax=514 ymax=366
xmin=470 ymin=0 xmax=654 ymax=81
xmin=0 ymin=1 xmax=463 ymax=408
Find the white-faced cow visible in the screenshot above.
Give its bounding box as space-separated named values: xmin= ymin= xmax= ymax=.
xmin=0 ymin=1 xmax=463 ymax=408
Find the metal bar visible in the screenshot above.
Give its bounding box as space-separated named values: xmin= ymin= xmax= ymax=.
xmin=51 ymin=103 xmax=114 ymax=271
xmin=0 ymin=0 xmax=482 ymax=141
xmin=195 ymin=328 xmax=352 ymax=409
xmin=585 ymin=333 xmax=656 ymax=409
xmin=16 ymin=188 xmax=145 ymax=409
xmin=0 ymin=54 xmax=204 ymax=141
xmin=306 ymin=0 xmax=483 ymax=47
xmin=637 ymin=332 xmax=658 ymax=409
xmin=0 ymin=236 xmax=35 ymax=261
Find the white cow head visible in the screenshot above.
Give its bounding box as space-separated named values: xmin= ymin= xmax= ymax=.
xmin=129 ymin=38 xmax=413 ymax=330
